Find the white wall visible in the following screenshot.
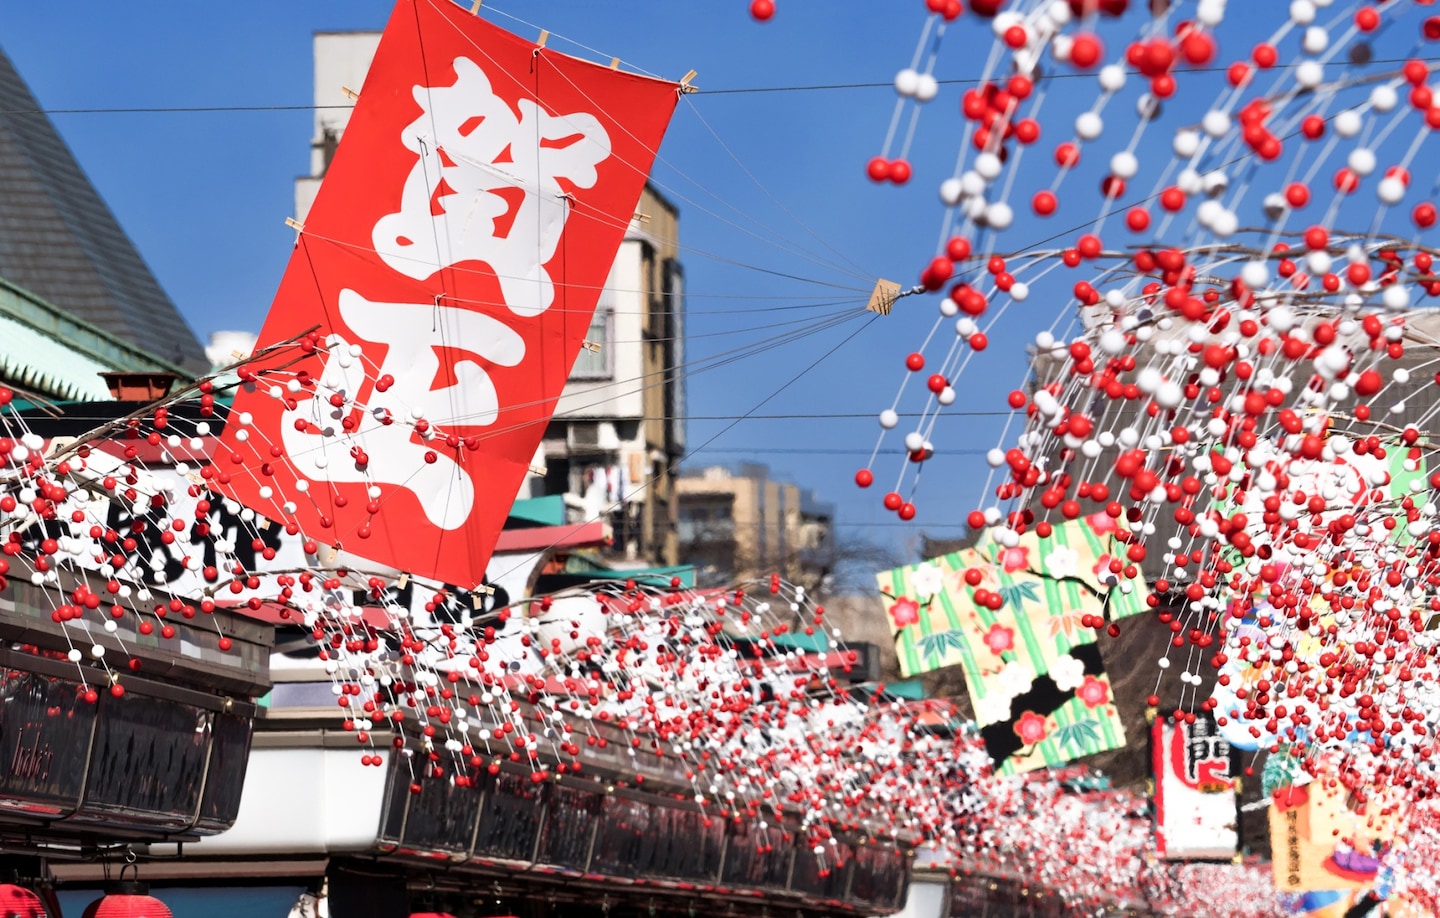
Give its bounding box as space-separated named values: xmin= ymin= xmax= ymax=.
xmin=555 ymin=236 xmax=646 ymax=421
xmin=885 ymin=877 xmax=949 ymax=918
xmin=188 ymin=746 xmax=389 ymax=855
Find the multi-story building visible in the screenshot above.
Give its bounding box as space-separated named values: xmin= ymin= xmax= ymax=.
xmin=677 ymin=463 xmax=837 ymax=590
xmin=294 ymin=33 xmax=685 ymax=569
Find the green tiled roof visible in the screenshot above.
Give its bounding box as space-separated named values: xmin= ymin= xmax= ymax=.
xmin=0 ymin=275 xmax=188 ymax=401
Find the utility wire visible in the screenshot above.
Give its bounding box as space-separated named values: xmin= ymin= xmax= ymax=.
xmin=10 ymin=55 xmax=1438 ymax=117
xmin=692 ymin=447 xmax=988 ymax=456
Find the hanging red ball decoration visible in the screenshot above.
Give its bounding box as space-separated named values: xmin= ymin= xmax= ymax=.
xmin=749 ymin=0 xmax=775 ymax=21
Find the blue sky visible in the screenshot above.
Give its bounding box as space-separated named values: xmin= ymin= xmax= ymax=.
xmin=1 ymin=1 xmax=1019 ymax=566
xmin=1 ymin=2 xmax=1408 ymax=573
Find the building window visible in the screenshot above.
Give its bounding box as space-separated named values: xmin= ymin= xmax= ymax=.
xmin=570 ymin=286 xmax=614 ymax=380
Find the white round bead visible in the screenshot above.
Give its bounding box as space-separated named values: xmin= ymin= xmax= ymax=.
xmin=1109 ymin=151 xmax=1139 ymax=179
xmin=894 ymin=68 xmax=920 ymax=97
xmin=1075 ymin=111 xmax=1104 ymax=141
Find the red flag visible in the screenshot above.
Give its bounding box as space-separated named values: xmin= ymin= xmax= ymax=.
xmin=215 ymin=0 xmax=679 ymax=587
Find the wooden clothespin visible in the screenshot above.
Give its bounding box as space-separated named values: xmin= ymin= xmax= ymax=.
xmin=581 ymin=339 xmax=602 ymax=353
xmin=536 ymin=30 xmax=550 ymax=49
xmin=257 ymin=517 xmax=271 ymax=531
xmin=340 ymin=86 xmax=359 ymax=102
xmin=469 ymin=0 xmax=482 ymax=12
xmin=326 ymin=546 xmax=339 ymax=564
xmin=475 ymin=583 xmax=496 ymax=596
xmin=528 ymin=463 xmax=548 ymax=477
xmin=632 ymin=212 xmax=651 ymax=224
xmin=865 ymin=278 xmax=903 ymax=316
xmin=609 ymin=58 xmax=621 ymax=71
xmin=397 ymin=573 xmax=410 ymax=589
xmin=679 ymin=70 xmax=699 ymax=94
xmin=285 ymin=217 xmax=304 ymax=233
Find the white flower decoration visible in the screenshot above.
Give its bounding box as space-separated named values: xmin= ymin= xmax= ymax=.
xmin=1044 ymin=545 xmax=1080 ymax=580
xmin=974 ymin=690 xmax=1013 ymax=726
xmin=997 ymin=661 xmax=1037 ymax=697
xmin=910 ymin=562 xmax=944 ymax=600
xmin=1050 ymin=653 xmax=1086 ymax=692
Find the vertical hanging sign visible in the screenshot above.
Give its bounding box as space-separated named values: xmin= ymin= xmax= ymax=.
xmin=1153 ymin=713 xmax=1238 ymax=860
xmin=216 ymin=0 xmax=680 ymax=588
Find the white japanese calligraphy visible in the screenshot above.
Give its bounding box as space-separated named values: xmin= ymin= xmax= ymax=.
xmin=284 ymin=290 xmax=525 ymax=529
xmin=372 ymin=56 xmax=612 ymax=317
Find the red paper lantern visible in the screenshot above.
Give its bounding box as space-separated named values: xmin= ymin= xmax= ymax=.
xmin=81 ymin=880 xmax=172 ymax=918
xmin=0 ymin=884 xmax=45 ymax=918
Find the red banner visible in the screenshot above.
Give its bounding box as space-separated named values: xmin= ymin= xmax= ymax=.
xmin=216 ymin=0 xmax=679 ymax=587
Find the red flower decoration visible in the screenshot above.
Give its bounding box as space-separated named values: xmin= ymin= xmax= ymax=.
xmin=888 ymin=597 xmax=921 ymax=628
xmin=998 ymin=546 xmax=1030 ymax=573
xmin=1077 ymin=675 xmax=1110 ymax=709
xmin=1013 ymin=711 xmax=1049 ymax=747
xmin=1085 ymin=512 xmax=1118 ymax=536
xmin=983 ymin=623 xmax=1015 ymax=655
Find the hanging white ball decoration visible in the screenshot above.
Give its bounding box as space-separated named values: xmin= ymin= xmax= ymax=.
xmin=1075 ymin=111 xmax=1104 ymax=141
xmin=1109 ymin=151 xmax=1139 ymax=179
xmin=1334 ymin=110 xmax=1362 ymax=138
xmin=939 ymin=177 xmax=964 ymax=206
xmin=1172 ymin=129 xmax=1200 ymax=159
xmin=1378 ymin=177 xmax=1406 ymax=205
xmin=914 ymin=73 xmax=939 ymax=103
xmin=985 ymin=201 xmax=1014 ymax=230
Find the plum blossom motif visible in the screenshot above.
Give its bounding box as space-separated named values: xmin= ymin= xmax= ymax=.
xmin=1014 ymin=711 xmax=1050 ymax=747
xmin=888 ymin=597 xmax=921 ymax=628
xmin=1049 ymin=653 xmax=1087 ymax=692
xmin=1044 ymin=545 xmax=1080 ymax=580
xmin=997 ymin=661 xmax=1037 ymax=697
xmin=974 ymin=690 xmax=1014 ymax=726
xmin=998 ymin=546 xmax=1031 ymax=574
xmin=1077 ymin=675 xmax=1110 ymax=709
xmin=909 ymin=562 xmax=944 ymax=600
xmin=1085 ymin=512 xmax=1118 ymax=536
xmin=983 ymin=623 xmax=1016 ymax=655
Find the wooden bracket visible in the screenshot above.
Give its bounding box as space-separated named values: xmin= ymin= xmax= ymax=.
xmin=865 ymin=278 xmax=903 ymax=316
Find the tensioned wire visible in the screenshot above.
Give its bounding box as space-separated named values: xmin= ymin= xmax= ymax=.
xmin=420 ymin=0 xmax=875 ymax=289
xmin=18 ymin=59 xmax=1440 ymax=113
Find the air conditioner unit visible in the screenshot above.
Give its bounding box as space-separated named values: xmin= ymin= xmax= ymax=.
xmin=567 ymin=421 xmax=621 ymax=452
